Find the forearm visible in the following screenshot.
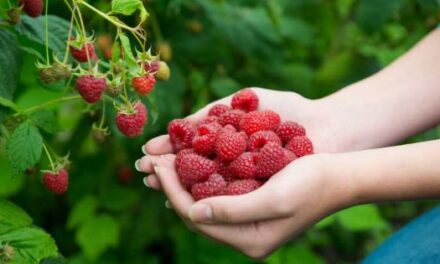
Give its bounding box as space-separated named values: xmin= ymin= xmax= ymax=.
xmin=316 ymin=29 xmax=440 ymax=151
xmin=333 ymin=140 xmax=440 ymax=204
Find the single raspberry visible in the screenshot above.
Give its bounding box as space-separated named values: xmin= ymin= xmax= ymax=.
xmin=257 ymin=142 xmax=286 ymax=178
xmin=218 ymin=109 xmax=245 ymax=129
xmin=156 ymin=61 xmax=170 ymax=81
xmin=168 ymin=119 xmax=196 ymax=152
xmin=70 ymin=42 xmax=96 ymax=62
xmin=177 ymin=154 xmax=218 ymax=189
xmin=262 ymin=110 xmax=281 ymax=129
xmin=76 ymin=75 xmax=107 ymax=103
xmin=228 ymin=152 xmax=260 ymax=179
xmin=144 ymin=60 xmax=160 ymax=74
xmin=115 ymin=102 xmax=148 ymax=137
xmin=285 ymin=136 xmax=314 ymax=157
xmin=191 ymin=174 xmax=227 ymax=201
xmin=226 ymin=179 xmax=261 ymax=196
xmin=231 ymin=89 xmax=259 ymax=112
xmin=132 ymin=75 xmax=156 ymax=96
xmin=275 ymin=121 xmax=306 ymax=144
xmin=43 ymin=169 xmax=69 ymax=195
xmin=208 ymin=104 xmax=231 ymax=117
xmin=239 ymin=111 xmax=273 ymax=136
xmin=196 ymin=116 xmax=218 ymax=126
xmin=192 ymin=123 xmax=222 ymax=156
xmin=248 ymin=130 xmax=282 ymax=152
xmin=215 ymin=131 xmax=247 ymax=162
xmin=175 ymin=149 xmax=196 ymax=171
xmin=284 ymin=149 xmax=297 ymax=165
xmin=19 ymin=0 xmax=43 ymax=17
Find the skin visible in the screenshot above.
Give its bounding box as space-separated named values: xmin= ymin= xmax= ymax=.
xmin=135 ymin=29 xmax=440 ymax=259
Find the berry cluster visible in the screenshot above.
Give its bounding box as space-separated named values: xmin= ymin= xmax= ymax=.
xmin=168 ymin=89 xmax=314 ymax=200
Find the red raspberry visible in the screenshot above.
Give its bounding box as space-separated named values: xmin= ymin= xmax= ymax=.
xmin=196 ymin=116 xmax=218 ymax=126
xmin=284 ymin=149 xmax=297 ymax=165
xmin=221 ymin=124 xmax=237 ymax=133
xmin=19 ymin=0 xmax=43 ymax=17
xmin=275 ymin=121 xmax=306 ymax=144
xmin=132 ymin=75 xmax=155 ymax=96
xmin=192 ymin=123 xmax=222 ymax=156
xmin=175 ymin=149 xmax=196 ymax=171
xmin=191 ymin=174 xmax=227 ymax=201
xmin=218 ymin=109 xmax=245 ymax=129
xmin=208 ymin=104 xmax=231 ymax=117
xmin=285 ymin=136 xmax=314 ymax=157
xmin=231 ymin=89 xmax=259 ymax=112
xmin=228 ymin=152 xmax=260 ymax=179
xmin=226 ymin=179 xmax=261 ymax=196
xmin=168 ymin=119 xmax=196 ymax=152
xmin=262 ymin=110 xmax=281 ymax=129
xmin=76 ymin=75 xmax=107 ymax=103
xmin=248 ymin=130 xmax=282 ymax=152
xmin=117 ymin=166 xmax=134 ymax=184
xmin=43 ymin=169 xmax=68 ymax=195
xmin=177 ymin=154 xmax=218 ymax=188
xmin=70 ymin=42 xmax=96 ymax=62
xmin=239 ymin=111 xmax=273 ymax=136
xmin=214 ymin=158 xmax=236 ymax=183
xmin=116 ymin=102 xmax=147 ymax=137
xmin=257 ymin=142 xmax=286 ymax=178
xmin=215 ymin=131 xmax=247 ymax=162
xmin=144 ymin=60 xmax=160 ymax=74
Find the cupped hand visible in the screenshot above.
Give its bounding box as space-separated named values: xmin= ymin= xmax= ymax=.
xmin=149 ymin=152 xmax=354 ymax=259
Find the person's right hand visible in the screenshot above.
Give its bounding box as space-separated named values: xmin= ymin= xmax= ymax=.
xmin=136 ymin=87 xmax=350 ymax=190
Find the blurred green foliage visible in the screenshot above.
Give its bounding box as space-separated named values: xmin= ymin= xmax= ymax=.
xmin=0 ymin=0 xmax=439 ymax=263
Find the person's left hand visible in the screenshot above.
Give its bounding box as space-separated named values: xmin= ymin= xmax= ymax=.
xmin=148 ymin=152 xmax=355 ymax=259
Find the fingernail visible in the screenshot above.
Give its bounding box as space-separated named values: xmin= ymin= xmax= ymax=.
xmin=141 ymin=145 xmax=148 ymax=155
xmin=165 ymin=200 xmax=172 ymax=209
xmin=143 ymin=177 xmax=150 ymax=188
xmin=189 ymin=203 xmax=212 ymax=222
xmin=134 ymin=159 xmax=141 ymax=172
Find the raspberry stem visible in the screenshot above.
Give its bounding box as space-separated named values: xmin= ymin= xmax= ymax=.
xmin=44 ymin=0 xmax=50 ymax=65
xmin=63 ymin=4 xmax=76 ymax=64
xmin=74 ymin=2 xmax=93 ymax=71
xmin=43 ymin=143 xmax=56 ymax=172
xmin=16 ymin=95 xmax=82 ymax=115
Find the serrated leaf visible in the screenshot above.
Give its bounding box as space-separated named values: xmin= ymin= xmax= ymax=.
xmin=67 ymin=195 xmax=98 ymax=230
xmin=336 ymin=205 xmax=390 ymax=231
xmin=119 ymin=33 xmax=137 ymax=68
xmin=29 ymin=110 xmax=58 ymax=134
xmin=7 ymin=122 xmax=43 ymax=173
xmin=75 ymin=214 xmax=119 ymax=261
xmin=0 ymin=227 xmax=58 ymax=263
xmin=0 ymin=199 xmax=32 ymax=234
xmin=112 ymin=0 xmax=141 ymax=16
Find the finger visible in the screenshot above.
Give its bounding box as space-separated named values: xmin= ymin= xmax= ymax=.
xmin=143 ymin=135 xmax=174 ymax=155
xmin=186 ymin=96 xmax=233 ymax=122
xmin=152 ymin=156 xmax=194 ymax=219
xmin=143 ymin=174 xmax=161 ymax=190
xmin=136 ymin=153 xmax=175 ymax=173
xmin=188 ymin=178 xmax=291 ymax=224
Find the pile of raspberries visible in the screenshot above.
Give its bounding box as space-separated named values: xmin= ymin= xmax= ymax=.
xmin=167 ymin=89 xmax=314 ymax=201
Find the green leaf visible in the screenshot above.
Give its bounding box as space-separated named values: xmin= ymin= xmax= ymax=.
xmin=210 ymin=76 xmax=241 ymax=98
xmin=282 ymin=245 xmax=325 ymax=264
xmin=0 ymin=227 xmax=58 ymax=263
xmin=356 ymin=0 xmax=405 ymax=33
xmin=0 ymin=97 xmax=20 ymax=112
xmin=75 ymin=214 xmax=119 ymax=261
xmin=29 ymin=110 xmax=58 ymax=134
xmin=0 ymin=156 xmax=25 ymax=197
xmin=118 ymin=33 xmax=137 ymax=68
xmin=336 ymin=205 xmax=390 ymax=231
xmin=0 ymin=199 xmax=32 ymax=234
xmin=7 ymin=122 xmax=43 ymax=173
xmin=67 ymin=195 xmax=98 ymax=230
xmin=99 ymin=185 xmax=140 ymax=212
xmin=111 ymin=0 xmax=141 ymax=16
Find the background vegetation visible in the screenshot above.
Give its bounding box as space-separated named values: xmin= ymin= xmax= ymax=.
xmin=0 ymin=0 xmax=439 ymax=263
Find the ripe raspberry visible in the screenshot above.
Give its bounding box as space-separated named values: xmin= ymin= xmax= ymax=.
xmin=191 ymin=174 xmax=227 ymax=201
xmin=285 ymin=136 xmax=314 ymax=157
xmin=275 ymin=121 xmax=306 ymax=144
xmin=19 ymin=0 xmax=43 ymax=17
xmin=76 ymin=75 xmax=107 ymax=103
xmin=214 ymin=158 xmax=235 ymax=183
xmin=43 ymin=169 xmax=68 ymax=195
xmin=177 ymin=154 xmax=218 ymax=188
xmin=257 ymin=142 xmax=286 ymax=178
xmin=218 ymin=109 xmax=245 ymax=129
xmin=175 ymin=149 xmax=195 ymax=171
xmin=284 ymin=149 xmax=297 ymax=165
xmin=115 ymin=102 xmax=148 ymax=137
xmin=228 ymin=152 xmax=260 ymax=179
xmin=208 ymin=104 xmax=231 ymax=117
xmin=248 ymin=130 xmax=282 ymax=152
xmin=226 ymin=179 xmax=261 ymax=196
xmin=196 ymin=116 xmax=218 ymax=126
xmin=168 ymin=119 xmax=196 ymax=152
xmin=262 ymin=110 xmax=281 ymax=129
xmin=222 ymin=124 xmax=237 ymax=133
xmin=70 ymin=42 xmax=96 ymax=62
xmin=231 ymin=89 xmax=259 ymax=112
xmin=192 ymin=123 xmax=222 ymax=156
xmin=239 ymin=111 xmax=273 ymax=136
xmin=132 ymin=75 xmax=156 ymax=96
xmin=215 ymin=131 xmax=247 ymax=162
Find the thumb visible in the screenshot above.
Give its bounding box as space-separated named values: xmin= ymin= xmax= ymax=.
xmin=188 ymin=185 xmax=290 ymax=224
